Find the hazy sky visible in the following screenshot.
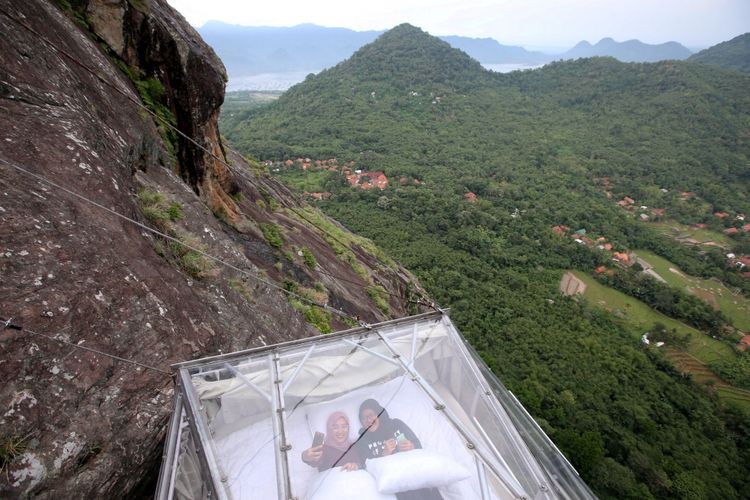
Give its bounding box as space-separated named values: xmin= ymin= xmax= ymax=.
xmin=167 ymin=0 xmax=749 ymax=50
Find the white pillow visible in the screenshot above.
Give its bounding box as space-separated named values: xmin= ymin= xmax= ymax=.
xmin=365 ymin=449 xmax=471 ymax=494
xmin=306 ymin=468 xmax=397 ymax=500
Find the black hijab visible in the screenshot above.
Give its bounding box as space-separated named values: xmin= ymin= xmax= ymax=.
xmin=358 ymin=398 xmax=393 ymax=434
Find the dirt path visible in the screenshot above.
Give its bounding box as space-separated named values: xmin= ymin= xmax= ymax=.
xmin=560 ymin=272 xmax=587 ymax=296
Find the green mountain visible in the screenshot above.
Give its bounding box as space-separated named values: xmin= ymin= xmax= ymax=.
xmin=226 ymin=25 xmax=750 ymax=217
xmin=222 ymin=24 xmax=750 ymax=499
xmin=689 ymin=32 xmax=750 ymax=74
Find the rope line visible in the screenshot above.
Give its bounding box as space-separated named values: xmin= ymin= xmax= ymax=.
xmin=0 ymin=157 xmax=353 ymax=320
xmin=1 ymin=317 xmax=171 ymax=375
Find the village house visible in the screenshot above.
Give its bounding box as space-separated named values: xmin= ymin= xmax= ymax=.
xmin=617 ymin=196 xmax=635 ymax=207
xmin=724 ymin=227 xmax=739 ymax=235
xmin=714 ymin=211 xmax=729 ymax=219
xmin=613 ymin=252 xmax=631 ymax=265
xmin=464 ymin=192 xmax=478 ymax=203
xmin=346 ymin=171 xmax=389 ymax=190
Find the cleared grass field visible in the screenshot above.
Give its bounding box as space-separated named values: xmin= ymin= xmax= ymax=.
xmin=277 ymin=168 xmax=330 ymax=193
xmin=571 ymin=271 xmax=750 ymax=410
xmin=635 ymin=249 xmax=750 ymax=332
xmin=649 ymin=220 xmax=732 ymax=248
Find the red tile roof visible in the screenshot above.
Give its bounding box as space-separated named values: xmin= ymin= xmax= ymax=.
xmin=613 ymin=252 xmax=630 ymax=263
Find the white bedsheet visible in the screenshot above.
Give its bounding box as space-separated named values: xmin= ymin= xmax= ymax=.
xmin=213 ymin=376 xmax=494 ymax=499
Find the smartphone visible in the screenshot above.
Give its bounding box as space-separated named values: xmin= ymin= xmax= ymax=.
xmin=312 ymin=431 xmax=325 ymax=447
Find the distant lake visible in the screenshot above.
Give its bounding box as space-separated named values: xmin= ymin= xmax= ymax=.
xmin=227 ymin=71 xmax=320 ymax=92
xmin=482 ymin=63 xmax=545 ymax=73
xmin=227 ymin=63 xmax=546 ymax=91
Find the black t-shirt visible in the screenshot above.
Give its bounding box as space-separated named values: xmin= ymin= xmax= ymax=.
xmin=355 ymin=418 xmax=443 ymax=500
xmin=355 ymin=418 xmax=422 ymax=460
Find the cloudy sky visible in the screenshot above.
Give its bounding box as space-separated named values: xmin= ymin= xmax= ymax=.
xmin=167 ymin=0 xmax=749 ymax=50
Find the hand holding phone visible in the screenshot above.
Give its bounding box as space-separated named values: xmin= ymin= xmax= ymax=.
xmin=312 ymin=431 xmax=325 ymax=447
xmin=302 ymin=433 xmax=325 ymax=466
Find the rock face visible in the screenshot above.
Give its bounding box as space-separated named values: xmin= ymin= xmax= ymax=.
xmin=0 ymin=1 xmax=423 ymax=496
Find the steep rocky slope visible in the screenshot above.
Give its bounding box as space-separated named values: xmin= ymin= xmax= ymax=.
xmin=0 ymin=1 xmax=422 ymax=496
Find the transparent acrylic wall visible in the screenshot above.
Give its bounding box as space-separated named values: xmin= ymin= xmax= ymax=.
xmin=162 ymin=312 xmax=595 ymax=500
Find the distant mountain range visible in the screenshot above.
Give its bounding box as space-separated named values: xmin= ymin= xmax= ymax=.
xmin=199 ymin=22 xmax=713 ymax=88
xmin=198 ymin=22 xmax=547 ymax=77
xmin=198 ymin=22 xmax=382 ymax=75
xmin=438 ymin=35 xmax=549 ymax=64
xmin=560 ymin=37 xmax=692 ymax=62
xmin=688 ymin=32 xmax=750 ymax=74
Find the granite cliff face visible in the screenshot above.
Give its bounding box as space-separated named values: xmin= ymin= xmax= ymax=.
xmin=0 ymin=1 xmax=423 ymax=496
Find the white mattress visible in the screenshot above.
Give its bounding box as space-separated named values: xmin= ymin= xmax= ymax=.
xmin=213 ymin=376 xmax=497 ymax=499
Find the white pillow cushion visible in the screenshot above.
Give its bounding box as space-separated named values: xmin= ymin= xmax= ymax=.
xmin=306 ymin=468 xmax=397 ymax=500
xmin=365 ymin=449 xmax=471 ymax=494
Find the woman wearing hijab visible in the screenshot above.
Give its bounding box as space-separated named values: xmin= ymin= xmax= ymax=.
xmin=355 ymin=399 xmax=443 ymax=500
xmin=302 ymin=411 xmax=361 ymax=471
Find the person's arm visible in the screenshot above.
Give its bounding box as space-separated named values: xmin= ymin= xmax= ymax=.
xmin=302 ymin=445 xmax=323 ymax=466
xmin=394 ymin=419 xmax=421 ymax=451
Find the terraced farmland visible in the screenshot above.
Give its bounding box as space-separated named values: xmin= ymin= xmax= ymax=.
xmin=648 ymin=220 xmax=733 ymax=248
xmin=666 ymin=349 xmax=750 ymax=411
xmin=635 ymin=249 xmax=750 ymax=331
xmin=569 ymin=271 xmax=750 ymax=409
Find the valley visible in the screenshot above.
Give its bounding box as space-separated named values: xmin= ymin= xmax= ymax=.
xmin=220 ymin=24 xmax=750 ymax=498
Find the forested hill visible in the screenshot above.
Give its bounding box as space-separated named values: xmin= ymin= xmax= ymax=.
xmin=689 ymin=32 xmax=750 ymax=74
xmin=222 ymin=24 xmax=750 ymax=498
xmin=318 ymin=23 xmax=490 ymax=90
xmin=226 ymin=24 xmax=750 ymax=217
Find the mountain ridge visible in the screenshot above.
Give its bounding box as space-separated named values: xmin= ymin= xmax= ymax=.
xmin=560 ymin=37 xmax=692 ymax=62
xmin=688 ymin=32 xmax=750 ymax=74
